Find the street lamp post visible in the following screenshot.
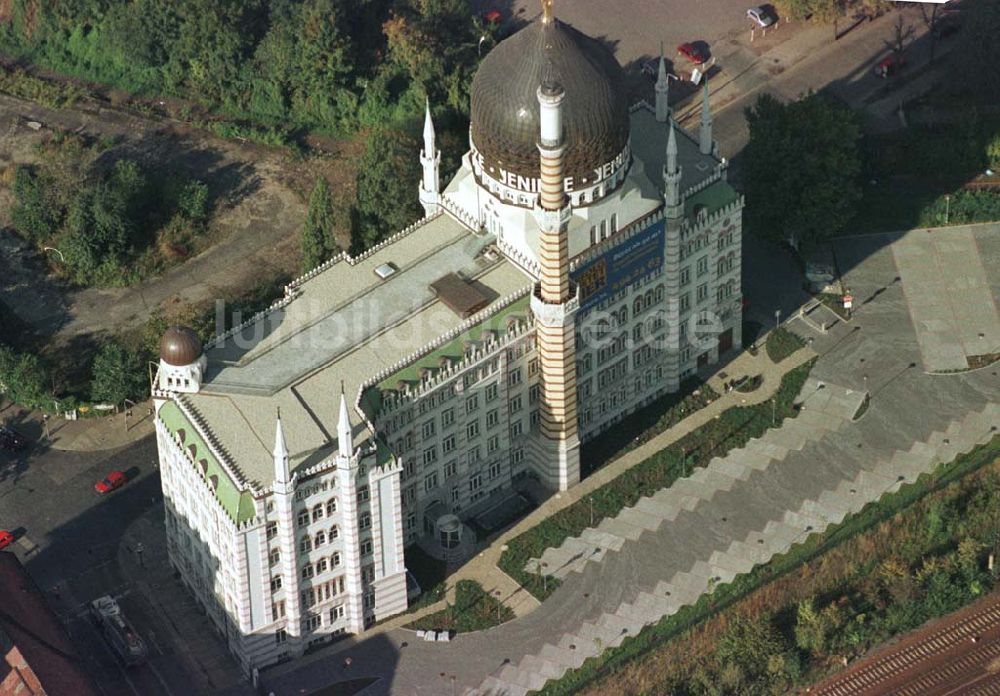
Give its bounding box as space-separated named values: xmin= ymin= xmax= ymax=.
xmin=771 ymin=398 xmax=776 ymax=426
xmin=944 ymin=195 xmax=951 ymax=225
xmin=589 ymin=496 xmax=594 ymax=527
xmin=774 ymin=309 xmax=781 ymax=331
xmin=478 ymin=35 xmax=487 ymax=57
xmin=135 ymin=542 xmax=144 ymax=568
xmin=494 ymin=590 xmax=502 ymax=623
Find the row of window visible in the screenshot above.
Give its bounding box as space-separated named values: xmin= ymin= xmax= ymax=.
xmin=295 ymin=499 xmax=338 ymax=528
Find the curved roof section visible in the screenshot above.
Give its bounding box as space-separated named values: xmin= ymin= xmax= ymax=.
xmin=470 ymin=17 xmax=630 ymax=182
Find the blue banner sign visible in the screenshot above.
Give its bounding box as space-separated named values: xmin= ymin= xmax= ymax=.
xmin=572 ymin=219 xmax=665 ymax=312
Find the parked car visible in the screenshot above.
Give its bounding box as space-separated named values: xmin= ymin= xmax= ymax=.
xmin=0 ymin=530 xmax=13 ymax=551
xmin=0 ymin=426 xmax=28 ymax=451
xmin=747 ymin=6 xmax=775 ymax=27
xmin=483 ymin=9 xmax=501 ymax=24
xmin=95 ymin=470 xmax=129 ymax=494
xmin=874 ymin=54 xmax=906 ymax=78
xmin=934 ymin=14 xmax=961 ymax=40
xmin=676 ymin=42 xmax=707 ymax=65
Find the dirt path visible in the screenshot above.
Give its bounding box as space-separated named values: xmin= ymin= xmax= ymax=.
xmin=0 ymin=91 xmax=356 ymax=347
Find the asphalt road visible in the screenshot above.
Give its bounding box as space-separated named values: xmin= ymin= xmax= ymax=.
xmin=0 ymin=431 xmax=209 ymax=696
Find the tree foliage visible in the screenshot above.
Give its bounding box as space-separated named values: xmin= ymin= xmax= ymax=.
xmin=0 ymin=345 xmax=51 ymax=410
xmin=0 ymin=0 xmax=485 ymax=135
xmin=743 ymin=93 xmax=862 ymax=250
xmin=300 ymin=177 xmax=336 ymax=271
xmin=351 ymin=127 xmax=422 ymax=252
xmin=90 ymin=342 xmax=147 ymax=405
xmin=962 ymin=0 xmax=1000 ymax=101
xmin=9 ymin=137 xmax=212 ymax=287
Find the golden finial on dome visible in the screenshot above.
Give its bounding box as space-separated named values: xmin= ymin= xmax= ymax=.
xmin=541 ymin=0 xmax=554 ymax=24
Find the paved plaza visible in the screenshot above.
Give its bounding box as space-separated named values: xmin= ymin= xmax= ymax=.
xmin=256 ymin=226 xmax=1000 ymax=695
xmin=889 ymin=225 xmax=1000 ymax=372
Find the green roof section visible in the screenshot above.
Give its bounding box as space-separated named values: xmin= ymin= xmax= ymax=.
xmin=684 ymin=179 xmax=741 ymax=219
xmin=376 ymin=294 xmax=532 ymax=393
xmin=159 ymin=400 xmax=258 ymax=525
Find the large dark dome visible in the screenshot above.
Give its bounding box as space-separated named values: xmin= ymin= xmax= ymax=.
xmin=159 ymin=325 xmax=203 ymax=366
xmin=470 ymin=17 xmax=630 ymax=184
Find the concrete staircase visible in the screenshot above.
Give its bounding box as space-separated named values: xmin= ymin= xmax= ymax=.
xmin=474 ymin=400 xmax=999 ymax=696
xmin=525 ymin=377 xmax=861 ymax=580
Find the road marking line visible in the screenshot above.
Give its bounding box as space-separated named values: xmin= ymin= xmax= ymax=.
xmin=148 ymin=660 xmax=176 ymax=696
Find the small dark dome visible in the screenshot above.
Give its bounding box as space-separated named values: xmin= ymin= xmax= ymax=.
xmin=470 ymin=17 xmax=629 ymax=183
xmin=160 ymin=325 xmax=203 ymax=366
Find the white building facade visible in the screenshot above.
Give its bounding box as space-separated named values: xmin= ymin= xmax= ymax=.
xmin=151 ymin=9 xmax=742 ymax=676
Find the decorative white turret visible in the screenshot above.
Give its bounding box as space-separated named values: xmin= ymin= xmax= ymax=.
xmin=273 ymin=409 xmax=291 ymax=491
xmin=338 ymin=384 xmax=353 ymax=459
xmin=699 ymin=82 xmax=714 ymax=156
xmin=664 ymin=120 xmax=682 ymax=214
xmin=419 ymin=98 xmax=441 ymax=216
xmin=157 ymin=325 xmax=206 ymax=394
xmin=655 ymin=44 xmax=670 ymax=123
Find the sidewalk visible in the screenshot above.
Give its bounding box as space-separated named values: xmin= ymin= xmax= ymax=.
xmin=1 ymin=398 xmax=155 ymax=452
xmin=119 ymin=506 xmax=251 ymax=694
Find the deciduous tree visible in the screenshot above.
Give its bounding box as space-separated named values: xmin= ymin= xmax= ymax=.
xmin=743 ymin=93 xmax=862 ymax=250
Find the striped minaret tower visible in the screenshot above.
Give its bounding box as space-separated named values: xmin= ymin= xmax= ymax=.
xmin=663 ymin=121 xmax=683 ymax=393
xmin=529 ymin=5 xmax=581 ymax=491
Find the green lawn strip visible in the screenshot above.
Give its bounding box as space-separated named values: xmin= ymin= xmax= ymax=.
xmin=537 ymin=436 xmax=1000 ymax=695
xmin=766 ymin=327 xmax=807 ymax=363
xmin=498 ymin=359 xmax=815 ymax=600
xmin=580 ymin=378 xmax=719 ymax=477
xmin=404 ymin=580 xmax=515 ymax=633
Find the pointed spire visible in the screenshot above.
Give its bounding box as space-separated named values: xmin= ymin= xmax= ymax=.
xmin=655 ymin=42 xmax=670 ymax=122
xmin=338 ymin=382 xmax=352 ymax=459
xmin=273 ymin=408 xmax=290 ymax=484
xmin=699 ymin=82 xmax=714 ymax=156
xmin=541 ymin=0 xmax=554 ymax=24
xmin=422 ymin=96 xmax=435 ymax=157
xmin=666 ymin=119 xmax=678 ymax=174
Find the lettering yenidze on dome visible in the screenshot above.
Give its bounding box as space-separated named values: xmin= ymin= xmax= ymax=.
xmin=572 ymin=218 xmax=664 ymax=312
xmin=471 ymin=144 xmax=631 ymax=196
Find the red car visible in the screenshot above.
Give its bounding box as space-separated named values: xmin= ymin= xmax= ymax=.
xmin=95 ymin=470 xmax=128 ymax=494
xmin=874 ymin=54 xmax=905 ymax=78
xmin=484 ymin=10 xmax=502 ymax=24
xmin=677 ymin=42 xmax=707 ymax=65
xmin=0 ymin=530 xmax=14 ymax=551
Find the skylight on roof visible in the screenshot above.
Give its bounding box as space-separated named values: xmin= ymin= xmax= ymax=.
xmin=374 ymin=263 xmax=398 ymax=279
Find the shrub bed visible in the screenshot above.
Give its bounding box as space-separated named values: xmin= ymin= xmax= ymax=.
xmin=405 ymin=580 xmax=514 ymax=634
xmin=498 ymin=360 xmax=815 ymax=600
xmin=766 ymin=327 xmax=807 ymax=363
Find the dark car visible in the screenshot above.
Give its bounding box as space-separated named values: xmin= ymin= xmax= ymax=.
xmin=0 ymin=427 xmax=28 ymax=451
xmin=95 ymin=470 xmax=129 ymax=494
xmin=0 ymin=530 xmax=13 ymax=550
xmin=677 ymin=42 xmax=707 ymax=65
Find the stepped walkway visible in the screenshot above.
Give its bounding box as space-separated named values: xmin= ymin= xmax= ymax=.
xmin=479 ymin=389 xmax=998 ymax=695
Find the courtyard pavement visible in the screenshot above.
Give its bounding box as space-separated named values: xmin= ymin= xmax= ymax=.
xmin=259 ymin=225 xmax=999 ymax=695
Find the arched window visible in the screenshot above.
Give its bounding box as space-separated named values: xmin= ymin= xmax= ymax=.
xmin=297 ymin=510 xmax=309 ymax=527
xmin=633 ymin=298 xmax=643 ymax=314
xmin=312 ymin=504 xmax=324 ymax=522
xmin=269 ymin=549 xmax=280 ymax=567
xmin=315 ymin=531 xmax=326 ymax=547
xmin=330 ymin=525 xmax=339 ymax=540
xmin=326 ymin=499 xmax=337 ymax=516
xmin=300 ymin=536 xmax=312 ymax=554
